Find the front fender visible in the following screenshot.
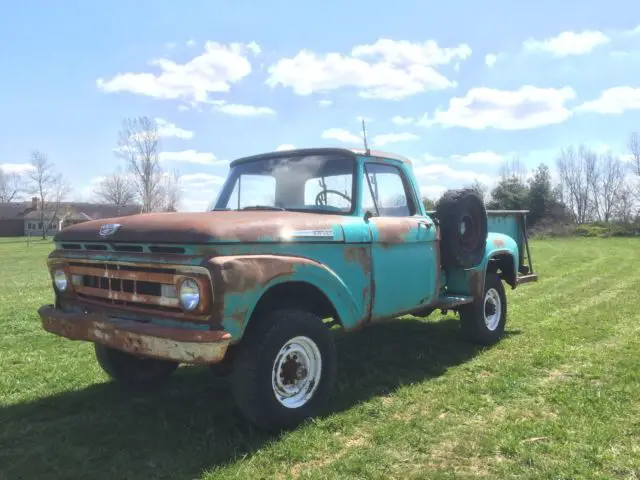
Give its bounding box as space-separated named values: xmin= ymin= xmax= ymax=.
xmin=446 ymin=233 xmax=519 ymax=298
xmin=207 ymin=255 xmax=363 ymax=340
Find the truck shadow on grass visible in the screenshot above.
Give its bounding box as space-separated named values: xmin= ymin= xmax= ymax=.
xmin=0 ymin=316 xmax=520 ymax=480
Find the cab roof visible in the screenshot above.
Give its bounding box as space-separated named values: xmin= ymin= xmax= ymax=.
xmin=229 ymin=147 xmax=412 ymax=167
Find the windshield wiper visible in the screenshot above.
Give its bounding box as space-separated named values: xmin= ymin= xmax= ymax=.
xmin=240 ymin=205 xmax=287 ymax=211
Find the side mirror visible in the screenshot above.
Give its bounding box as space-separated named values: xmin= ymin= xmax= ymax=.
xmin=363 ymin=210 xmax=373 ymax=223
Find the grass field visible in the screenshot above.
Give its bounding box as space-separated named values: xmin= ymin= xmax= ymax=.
xmin=1 ymin=237 xmax=639 ymax=479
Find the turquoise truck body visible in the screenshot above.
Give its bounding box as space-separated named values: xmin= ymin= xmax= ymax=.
xmin=38 ymin=147 xmax=538 ymax=430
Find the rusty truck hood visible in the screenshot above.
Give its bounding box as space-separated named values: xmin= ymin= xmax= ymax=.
xmin=53 ymin=210 xmax=349 ymax=244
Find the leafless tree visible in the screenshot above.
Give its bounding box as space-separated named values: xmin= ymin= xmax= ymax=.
xmin=0 ymin=170 xmax=22 ymax=203
xmin=26 ymin=151 xmax=70 ymax=239
xmin=153 ymin=170 xmax=182 ymax=212
xmin=615 ymin=183 xmax=637 ymax=224
xmin=555 ymin=145 xmax=598 ymax=224
xmin=628 ymin=132 xmax=640 ymax=178
xmin=593 ymin=151 xmax=627 ymax=223
xmin=499 ymin=155 xmax=528 ymax=183
xmin=94 ymin=169 xmax=135 ymax=209
xmin=115 ymin=116 xmax=163 ymax=213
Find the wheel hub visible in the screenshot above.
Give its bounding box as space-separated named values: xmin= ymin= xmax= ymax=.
xmin=272 ymin=336 xmax=322 ymax=409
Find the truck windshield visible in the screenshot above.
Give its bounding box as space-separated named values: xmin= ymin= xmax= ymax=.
xmin=213 ymin=152 xmax=356 ymax=214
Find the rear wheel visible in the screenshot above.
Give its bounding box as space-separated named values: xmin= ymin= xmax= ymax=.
xmin=459 ymin=273 xmax=507 ymax=345
xmin=230 ymin=309 xmax=337 ymax=431
xmin=94 ymin=344 xmax=179 ymax=389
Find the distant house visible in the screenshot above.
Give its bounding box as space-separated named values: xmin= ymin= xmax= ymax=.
xmin=0 ymin=197 xmax=141 ymax=237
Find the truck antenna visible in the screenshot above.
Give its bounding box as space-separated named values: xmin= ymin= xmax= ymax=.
xmin=361 ymin=118 xmax=370 ymax=156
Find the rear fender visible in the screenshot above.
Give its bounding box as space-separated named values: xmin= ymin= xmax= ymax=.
xmin=206 ymin=255 xmax=363 ymax=340
xmin=446 ymin=232 xmax=519 ymax=300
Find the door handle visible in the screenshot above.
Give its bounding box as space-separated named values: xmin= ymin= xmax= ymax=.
xmin=417 ymin=220 xmax=431 ymax=229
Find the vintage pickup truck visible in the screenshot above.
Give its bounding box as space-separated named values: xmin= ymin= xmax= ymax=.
xmin=38 ymin=147 xmax=537 ymax=431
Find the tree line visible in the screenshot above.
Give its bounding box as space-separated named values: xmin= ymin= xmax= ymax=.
xmin=0 ymin=116 xmax=182 ymax=238
xmin=424 ymin=133 xmax=640 ymax=236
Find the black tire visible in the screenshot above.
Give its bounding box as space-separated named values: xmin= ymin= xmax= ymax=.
xmin=94 ymin=344 xmax=179 ymax=389
xmin=230 ymin=309 xmax=337 ymax=432
xmin=435 ymin=188 xmax=488 ymax=269
xmin=459 ymin=273 xmax=507 ymax=345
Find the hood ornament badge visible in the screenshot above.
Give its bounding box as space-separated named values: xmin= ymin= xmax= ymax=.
xmin=98 ymin=223 xmax=121 ymax=237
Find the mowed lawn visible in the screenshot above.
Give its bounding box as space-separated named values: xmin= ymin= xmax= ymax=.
xmin=0 ymin=237 xmax=639 ymax=480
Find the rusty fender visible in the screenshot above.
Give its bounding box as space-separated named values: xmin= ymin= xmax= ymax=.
xmin=207 ymin=255 xmax=364 ymax=335
xmin=38 ymin=305 xmax=231 ymax=364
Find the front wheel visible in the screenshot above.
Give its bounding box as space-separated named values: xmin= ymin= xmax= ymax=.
xmin=459 ymin=273 xmax=507 ymax=345
xmin=231 ymin=309 xmax=337 ymax=431
xmin=94 ymin=344 xmax=179 ymax=389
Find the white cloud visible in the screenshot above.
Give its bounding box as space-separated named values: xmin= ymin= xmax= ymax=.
xmin=155 ymin=118 xmax=194 ymax=139
xmin=246 ymin=41 xmax=261 ymax=55
xmin=0 ymin=163 xmax=34 ymax=174
xmin=392 ymin=115 xmax=415 ymax=125
xmin=276 ymin=144 xmax=296 ymax=151
xmin=485 ymin=53 xmax=497 ymax=67
xmin=575 ymin=87 xmax=640 ymax=114
xmin=186 ymin=39 xmax=196 ymax=48
xmin=159 ymin=150 xmax=226 ymax=165
xmin=414 ymin=163 xmax=498 ymax=185
xmin=321 ymin=128 xmax=362 ymax=144
xmin=96 ymin=41 xmax=259 ymax=103
xmin=180 ymin=172 xmax=226 ymax=187
xmin=211 ymin=100 xmax=276 ymax=116
xmin=177 ymin=105 xmax=190 ymax=112
xmin=422 ymin=86 xmax=576 ymax=130
xmin=419 ymin=184 xmax=448 ymax=199
xmin=372 ymin=132 xmax=419 ymax=147
xmin=450 ymin=150 xmax=505 ymax=165
xmin=318 ymin=99 xmax=333 ymax=107
xmin=266 ymin=38 xmax=471 ymax=100
xmin=523 ymin=30 xmax=610 ymax=56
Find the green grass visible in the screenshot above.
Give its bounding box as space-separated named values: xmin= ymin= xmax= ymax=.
xmin=1 ymin=236 xmax=639 ymax=479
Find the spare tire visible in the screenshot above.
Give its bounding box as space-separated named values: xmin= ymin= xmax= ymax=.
xmin=434 ymin=188 xmax=488 ymax=269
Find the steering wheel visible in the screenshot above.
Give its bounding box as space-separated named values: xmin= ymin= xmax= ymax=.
xmin=315 ymin=189 xmax=352 ymax=206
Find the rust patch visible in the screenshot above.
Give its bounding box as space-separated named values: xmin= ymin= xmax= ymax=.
xmin=53 ymin=210 xmax=347 ymax=244
xmin=469 ymin=269 xmax=484 ymax=300
xmin=230 ymin=306 xmax=249 ymax=327
xmin=343 ymin=246 xmax=372 ymax=276
xmin=493 ymin=238 xmax=505 ymax=248
xmin=372 ymin=217 xmax=414 ymax=247
xmin=209 ymin=255 xmax=300 ymax=293
xmin=38 ymin=304 xmax=230 ymax=364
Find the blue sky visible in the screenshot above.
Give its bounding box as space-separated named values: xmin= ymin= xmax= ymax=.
xmin=1 ymin=0 xmax=640 ymax=210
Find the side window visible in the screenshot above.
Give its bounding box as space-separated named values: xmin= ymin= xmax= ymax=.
xmin=362 ymin=163 xmax=414 ymax=217
xmin=227 ymin=174 xmax=276 ymax=209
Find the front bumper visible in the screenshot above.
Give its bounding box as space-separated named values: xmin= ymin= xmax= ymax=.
xmin=38 ymin=305 xmax=232 ymax=364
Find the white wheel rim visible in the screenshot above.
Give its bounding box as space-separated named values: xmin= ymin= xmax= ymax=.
xmin=272 ymin=336 xmax=322 ymax=409
xmin=484 ymin=288 xmax=502 ymax=331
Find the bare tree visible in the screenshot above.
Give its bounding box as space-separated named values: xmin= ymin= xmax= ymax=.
xmin=115 ymin=116 xmax=163 ymax=213
xmin=615 ymin=183 xmax=637 ymax=224
xmin=0 ymin=170 xmax=22 ymax=203
xmin=94 ymin=169 xmax=135 ymax=209
xmin=628 ymin=132 xmax=640 ymax=178
xmin=153 ymin=170 xmax=182 ymax=212
xmin=593 ymin=152 xmax=626 ymax=223
xmin=499 ymin=155 xmax=528 ymax=183
xmin=26 ymin=151 xmax=70 ymax=239
xmin=555 ymin=145 xmax=598 ymax=224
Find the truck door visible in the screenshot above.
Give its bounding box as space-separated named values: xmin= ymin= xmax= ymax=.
xmin=362 ymin=161 xmax=439 ymax=320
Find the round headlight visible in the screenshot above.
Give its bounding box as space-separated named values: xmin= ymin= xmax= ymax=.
xmin=179 ymin=278 xmax=200 ymax=311
xmin=54 ymin=269 xmax=68 ymax=292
